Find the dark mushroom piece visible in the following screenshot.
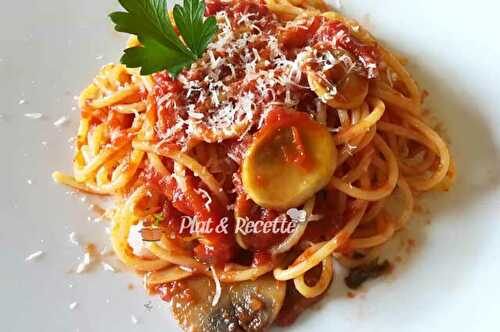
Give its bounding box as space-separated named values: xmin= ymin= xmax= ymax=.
xmin=169 ymin=274 xmax=286 ymax=332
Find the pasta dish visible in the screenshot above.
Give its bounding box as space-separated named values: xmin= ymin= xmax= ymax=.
xmin=53 ymin=0 xmax=455 ymax=330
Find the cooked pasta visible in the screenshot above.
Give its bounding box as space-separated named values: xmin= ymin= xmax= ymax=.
xmin=53 ymin=0 xmax=454 ymax=330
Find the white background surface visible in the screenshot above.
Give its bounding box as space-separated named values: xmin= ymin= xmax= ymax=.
xmin=1 ymin=0 xmax=500 ymax=331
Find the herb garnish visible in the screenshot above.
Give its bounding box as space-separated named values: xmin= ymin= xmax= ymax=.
xmin=109 ymin=0 xmax=218 ymax=76
xmin=152 ymin=212 xmax=164 ymax=226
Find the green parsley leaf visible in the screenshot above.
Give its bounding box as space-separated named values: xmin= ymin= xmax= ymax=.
xmin=173 ymin=0 xmax=217 ymax=57
xmin=122 ymin=36 xmax=194 ymax=76
xmin=109 ymin=0 xmax=218 ymax=76
xmin=152 ymin=212 xmax=164 ymax=226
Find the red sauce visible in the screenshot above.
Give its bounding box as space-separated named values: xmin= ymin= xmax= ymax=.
xmin=159 ymin=281 xmax=194 ymax=304
xmin=136 ymin=0 xmax=381 ymax=292
xmin=252 ymin=250 xmax=272 ymax=265
xmin=233 ymin=176 xmax=294 ymax=257
xmin=256 ymin=107 xmax=321 ymax=170
xmin=315 ymin=20 xmax=379 ymax=78
xmin=152 ymin=72 xmax=188 ymax=145
xmin=279 ymin=16 xmax=322 ymax=50
xmin=302 ymin=191 xmax=346 ymax=243
xmin=205 ymin=0 xmax=230 ymax=16
xmin=285 ymin=126 xmax=311 ymax=170
xmin=244 ymin=209 xmax=290 ymax=251
xmin=276 ymin=265 xmax=331 ymax=326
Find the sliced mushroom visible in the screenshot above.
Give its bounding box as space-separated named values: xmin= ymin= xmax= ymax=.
xmin=242 ymin=108 xmax=336 ymax=211
xmin=170 ymin=274 xmax=286 ymax=332
xmin=307 ymin=50 xmax=369 ymax=110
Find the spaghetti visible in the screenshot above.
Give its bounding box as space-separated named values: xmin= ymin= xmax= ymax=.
xmin=53 ymin=0 xmax=454 ymax=330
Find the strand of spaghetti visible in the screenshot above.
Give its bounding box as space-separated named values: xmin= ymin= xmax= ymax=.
xmin=393 ymin=177 xmax=414 ymax=230
xmin=338 ymin=109 xmax=351 ymax=128
xmin=145 ymin=266 xmax=194 ymax=285
xmin=369 ymin=82 xmax=420 ymax=115
xmin=433 ymin=158 xmax=456 ymax=192
xmin=347 ymin=216 xmax=395 ymax=250
xmin=96 ymin=150 xmax=145 ymax=192
xmin=51 ymin=171 xmax=108 ymax=195
xmin=334 ymin=98 xmax=385 ymax=145
xmin=351 ymin=108 xmax=361 ymax=125
xmin=270 ymin=196 xmax=316 ymax=255
xmin=341 ymin=146 xmax=375 ymax=184
xmin=361 ymin=198 xmax=386 ymax=224
xmin=88 ymin=123 xmax=106 ymax=156
xmin=109 ymin=64 xmax=128 ymax=89
xmin=97 ymin=148 xmax=129 ymax=184
xmin=288 ymin=0 xmax=329 ymax=11
xmin=377 ymin=47 xmax=421 ymax=105
xmin=377 ymin=121 xmax=439 ymax=154
xmin=132 ymin=140 xmax=228 ymax=205
xmin=75 ymin=118 xmax=90 ymax=147
xmin=379 ymin=121 xmax=442 ymax=179
xmin=394 ymin=112 xmax=451 ymax=191
xmin=294 ymin=253 xmax=333 ymax=298
xmin=148 ymin=153 xmax=170 ymax=176
xmin=399 ymin=148 xmax=437 ymax=175
xmin=265 ymin=0 xmax=313 ymax=18
xmin=73 ymin=143 xmax=130 ymax=182
xmin=94 ymin=76 xmax=114 ymax=95
xmin=334 ymin=246 xmax=383 ymax=268
xmin=329 ymin=135 xmax=399 ymax=201
xmin=347 ymin=215 xmax=381 ymax=238
xmin=218 ymin=261 xmax=276 ymax=282
xmin=112 ymin=101 xmax=147 ymax=114
xmin=337 ymin=125 xmax=376 ymax=167
xmin=96 ymin=149 xmax=130 ymax=185
xmin=111 ymin=186 xmax=171 ymax=272
xmin=80 ymin=145 xmax=94 ymax=164
xmin=274 ymin=200 xmax=367 ymax=281
xmin=89 ymin=84 xmax=140 ymax=109
xmin=148 ymin=258 xmax=275 ymax=283
xmin=147 ymin=239 xmax=207 ymax=271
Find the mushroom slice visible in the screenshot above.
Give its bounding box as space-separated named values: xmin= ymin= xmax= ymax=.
xmin=169 ymin=274 xmax=286 ymax=332
xmin=307 ymin=49 xmax=369 ymax=110
xmin=242 ymin=108 xmax=336 ymax=211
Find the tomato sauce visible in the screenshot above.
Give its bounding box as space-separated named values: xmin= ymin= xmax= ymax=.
xmin=140 ymin=0 xmax=381 ymax=296
xmin=315 ymin=20 xmax=379 ymax=78
xmin=276 ymin=266 xmax=331 ymax=326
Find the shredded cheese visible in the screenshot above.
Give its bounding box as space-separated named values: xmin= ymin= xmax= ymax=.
xmin=25 ymin=250 xmax=44 ymax=261
xmin=54 ymin=115 xmax=69 ymax=127
xmin=24 ymin=113 xmax=42 ymax=119
xmin=210 ymin=267 xmax=222 ymax=307
xmin=75 ymin=252 xmax=92 ymax=274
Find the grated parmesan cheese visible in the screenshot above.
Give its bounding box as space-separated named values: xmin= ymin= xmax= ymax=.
xmin=75 ymin=252 xmax=92 ymax=274
xmin=53 ymin=116 xmax=69 ymax=127
xmin=24 ymin=113 xmax=42 ymax=119
xmin=69 ymin=232 xmax=80 ymax=246
xmin=102 ymin=262 xmax=117 ymax=273
xmin=25 ymin=250 xmax=44 ymax=261
xmin=196 ymin=188 xmax=213 ymax=210
xmin=210 ymin=268 xmax=222 ymax=307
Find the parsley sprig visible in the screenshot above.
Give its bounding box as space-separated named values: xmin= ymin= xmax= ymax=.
xmin=109 ymin=0 xmax=218 ymax=76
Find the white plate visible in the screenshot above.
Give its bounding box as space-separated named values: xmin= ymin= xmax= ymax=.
xmin=1 ymin=0 xmax=500 ymax=331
